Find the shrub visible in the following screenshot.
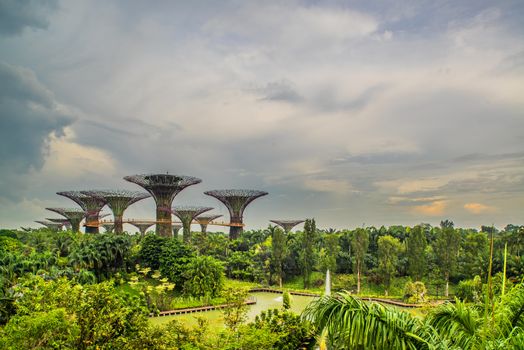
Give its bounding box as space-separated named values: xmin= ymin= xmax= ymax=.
xmin=404 ymin=281 xmax=427 ymax=303
xmin=455 ymin=276 xmax=482 ymax=303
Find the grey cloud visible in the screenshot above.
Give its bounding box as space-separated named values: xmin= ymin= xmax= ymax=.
xmin=310 ymin=84 xmax=388 ymax=113
xmin=251 ymin=80 xmax=303 ymax=103
xmin=0 ymin=61 xmax=74 ymax=198
xmin=0 ymin=0 xmax=57 ymax=36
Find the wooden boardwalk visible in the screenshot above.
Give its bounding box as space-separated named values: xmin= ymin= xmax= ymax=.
xmin=152 ymin=299 xmax=256 ymax=317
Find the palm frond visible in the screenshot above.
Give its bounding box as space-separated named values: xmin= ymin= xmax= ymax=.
xmin=302 ymin=292 xmax=438 ymax=350
xmin=427 ymin=299 xmax=479 ymax=350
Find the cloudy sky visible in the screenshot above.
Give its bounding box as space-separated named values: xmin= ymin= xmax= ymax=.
xmin=0 ymin=0 xmax=523 ymax=232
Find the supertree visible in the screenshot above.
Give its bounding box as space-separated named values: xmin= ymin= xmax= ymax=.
xmin=124 ymin=174 xmax=202 ymax=237
xmin=82 ymin=190 xmax=150 ymax=234
xmin=195 ymin=214 xmax=222 ymax=233
xmin=269 ymin=220 xmax=305 ymax=233
xmin=169 ymin=206 xmax=212 ymax=242
xmin=173 ymin=223 xmax=182 ymax=238
xmin=35 ymin=220 xmax=63 ymax=231
xmin=128 ymin=221 xmax=154 ymax=236
xmin=45 ymin=208 xmax=86 ymax=232
xmin=102 ymin=223 xmax=114 ymax=233
xmin=204 ymin=189 xmax=268 ymax=239
xmin=57 ymin=191 xmax=107 ymax=233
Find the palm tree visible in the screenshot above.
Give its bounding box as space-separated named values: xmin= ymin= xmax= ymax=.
xmin=427 ymin=283 xmax=524 ymax=349
xmin=302 ymin=285 xmax=524 ymax=350
xmin=302 ymin=292 xmax=441 ymax=349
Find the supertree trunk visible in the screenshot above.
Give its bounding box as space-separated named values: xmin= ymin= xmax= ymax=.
xmin=114 ymin=215 xmax=124 ymax=234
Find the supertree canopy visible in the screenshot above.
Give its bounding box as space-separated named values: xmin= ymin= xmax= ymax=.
xmin=35 ymin=220 xmax=63 ymax=231
xmin=270 ymin=220 xmax=305 ymax=233
xmin=170 ymin=206 xmax=212 ymax=242
xmin=46 ymin=218 xmax=70 ymax=229
xmin=124 ymin=174 xmax=202 ymax=237
xmin=82 ymin=190 xmax=150 ymax=234
xmin=204 ymin=189 xmax=268 ymax=239
xmin=128 ymin=221 xmax=154 ymax=236
xmin=195 ymin=214 xmax=222 ymax=233
xmin=45 ymin=208 xmax=86 ymax=232
xmin=57 ymin=191 xmax=107 ymax=234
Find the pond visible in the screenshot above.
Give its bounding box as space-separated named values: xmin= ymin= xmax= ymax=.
xmin=149 ymin=292 xmax=317 ymax=329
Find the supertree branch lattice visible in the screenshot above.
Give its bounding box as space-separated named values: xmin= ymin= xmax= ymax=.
xmin=82 ymin=190 xmax=150 ymax=234
xmin=128 ymin=221 xmax=154 ymax=236
xmin=102 ymin=223 xmax=114 ymax=233
xmin=57 ymin=191 xmax=107 ymax=234
xmin=45 ymin=208 xmax=86 ymax=232
xmin=172 ymin=223 xmax=182 ymax=238
xmin=195 ymin=214 xmax=222 ymax=233
xmin=270 ymin=220 xmax=305 ymax=233
xmin=169 ymin=206 xmax=212 ymax=242
xmin=124 ymin=174 xmax=202 ymax=237
xmin=204 ymin=189 xmax=268 ymax=239
xmin=35 ymin=220 xmax=63 ymax=231
xmin=46 ymin=218 xmax=70 ymax=229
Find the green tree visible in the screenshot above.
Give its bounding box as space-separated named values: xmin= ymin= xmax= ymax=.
xmin=222 ymin=287 xmax=249 ymax=332
xmin=377 ymin=235 xmax=403 ymax=295
xmin=406 ymin=225 xmax=427 ymax=280
xmin=433 ymin=220 xmax=460 ymax=297
xmin=351 ymin=228 xmax=369 ymax=294
xmin=319 ymin=232 xmax=339 ymax=275
xmin=183 ymin=255 xmax=224 ymax=298
xmin=301 ymin=219 xmax=317 ymax=289
xmin=282 ymin=290 xmax=291 ymax=310
xmin=270 ymin=226 xmax=288 ymax=287
xmin=460 ymin=232 xmax=489 ymax=279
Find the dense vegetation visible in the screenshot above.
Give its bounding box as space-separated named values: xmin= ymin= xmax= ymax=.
xmin=0 ymin=220 xmax=522 ymax=349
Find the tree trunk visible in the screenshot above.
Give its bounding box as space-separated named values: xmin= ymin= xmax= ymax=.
xmin=445 ymin=272 xmax=449 ymax=297
xmin=357 ymin=266 xmax=361 ymax=294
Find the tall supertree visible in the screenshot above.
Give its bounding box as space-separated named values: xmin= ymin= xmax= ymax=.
xmin=195 ymin=214 xmax=222 ymax=233
xmin=35 ymin=220 xmax=63 ymax=231
xmin=45 ymin=208 xmax=86 ymax=232
xmin=172 ymin=223 xmax=182 ymax=238
xmin=204 ymin=189 xmax=268 ymax=239
xmin=269 ymin=220 xmax=305 ymax=233
xmin=128 ymin=221 xmax=154 ymax=236
xmin=124 ymin=174 xmax=202 ymax=237
xmin=57 ymin=191 xmax=107 ymax=233
xmin=169 ymin=206 xmax=212 ymax=242
xmin=82 ymin=190 xmax=150 ymax=234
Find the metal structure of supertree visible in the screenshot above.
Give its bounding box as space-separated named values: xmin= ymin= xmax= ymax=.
xmin=57 ymin=191 xmax=107 ymax=233
xmin=269 ymin=220 xmax=305 ymax=233
xmin=169 ymin=206 xmax=212 ymax=242
xmin=172 ymin=223 xmax=182 ymax=238
xmin=128 ymin=221 xmax=155 ymax=236
xmin=195 ymin=214 xmax=222 ymax=233
xmin=45 ymin=208 xmax=86 ymax=232
xmin=204 ymin=189 xmax=268 ymax=239
xmin=82 ymin=190 xmax=150 ymax=234
xmin=46 ymin=218 xmax=70 ymax=227
xmin=123 ymin=174 xmax=202 ymax=237
xmin=35 ymin=220 xmax=63 ymax=231
xmin=102 ymin=223 xmax=114 ymax=233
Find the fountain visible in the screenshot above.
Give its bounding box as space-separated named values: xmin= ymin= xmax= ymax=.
xmin=325 ymin=269 xmax=331 ymax=296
